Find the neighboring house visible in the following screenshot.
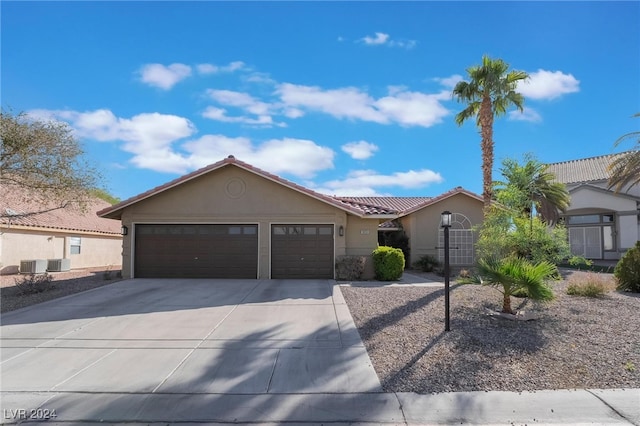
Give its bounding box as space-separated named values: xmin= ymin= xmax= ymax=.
xmin=0 ymin=186 xmax=123 ymax=275
xmin=547 ymin=153 xmax=640 ymax=260
xmin=98 ymin=156 xmax=484 ymax=280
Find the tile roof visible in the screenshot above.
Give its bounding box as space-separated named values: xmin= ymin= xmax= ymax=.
xmin=98 ymin=156 xmax=397 ymax=219
xmin=0 ymin=185 xmax=121 ymax=235
xmin=335 ymin=197 xmax=432 ymax=213
xmin=546 ymin=153 xmax=624 ymax=184
xmin=97 ymin=157 xmax=483 ymax=221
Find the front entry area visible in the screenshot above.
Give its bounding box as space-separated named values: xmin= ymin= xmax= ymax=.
xmin=271 ymin=224 xmax=334 ymax=279
xmin=134 ymin=224 xmax=258 ymax=278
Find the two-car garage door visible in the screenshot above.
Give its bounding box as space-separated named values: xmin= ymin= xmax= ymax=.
xmin=135 ymin=224 xmax=258 ymax=278
xmin=134 ymin=224 xmax=334 ymax=279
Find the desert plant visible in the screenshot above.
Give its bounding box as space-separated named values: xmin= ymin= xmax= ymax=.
xmin=14 ymin=273 xmax=54 ymax=295
xmin=614 ymin=241 xmax=640 ymax=292
xmin=372 ymin=246 xmax=405 ymax=281
xmin=413 ymin=254 xmax=440 ymax=272
xmin=473 ymin=256 xmax=555 ymax=314
xmin=335 ymin=255 xmax=367 ymax=281
xmin=566 ymin=272 xmax=616 ymax=297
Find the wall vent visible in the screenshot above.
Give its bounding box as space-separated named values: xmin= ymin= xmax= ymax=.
xmin=47 ymin=258 xmax=71 ymax=272
xmin=19 ymin=259 xmax=47 ymax=274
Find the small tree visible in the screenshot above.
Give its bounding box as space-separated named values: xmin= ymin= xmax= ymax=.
xmin=1 ymin=110 xmax=100 ymax=217
xmin=474 ymin=256 xmax=555 ymax=314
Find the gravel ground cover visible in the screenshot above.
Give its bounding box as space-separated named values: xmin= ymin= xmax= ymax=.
xmin=1 ymin=267 xmax=122 ymax=313
xmin=341 ymin=270 xmax=640 ymax=394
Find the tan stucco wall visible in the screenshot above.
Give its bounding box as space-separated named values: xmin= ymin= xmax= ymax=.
xmin=119 ymin=166 xmax=381 ymax=279
xmin=564 ymin=186 xmax=639 ymax=256
xmin=0 ymin=227 xmax=122 ymax=274
xmin=345 ymin=216 xmax=380 ymax=278
xmin=401 ymin=194 xmax=484 ymax=266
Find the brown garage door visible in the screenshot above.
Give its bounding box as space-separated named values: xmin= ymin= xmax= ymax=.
xmin=135 ymin=224 xmax=258 ymax=278
xmin=271 ymin=225 xmax=334 ymax=279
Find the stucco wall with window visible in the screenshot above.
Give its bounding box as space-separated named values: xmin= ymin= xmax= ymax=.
xmin=0 ymin=227 xmax=122 ymax=274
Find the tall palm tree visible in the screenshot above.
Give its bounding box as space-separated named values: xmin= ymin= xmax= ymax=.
xmin=608 ymin=113 xmax=640 ymax=192
xmin=453 ymin=55 xmax=529 ymax=210
xmin=495 ymin=155 xmax=570 ymax=225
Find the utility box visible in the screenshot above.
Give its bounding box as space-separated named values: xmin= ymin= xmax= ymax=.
xmin=19 ymin=259 xmax=48 ymax=274
xmin=47 ymin=258 xmax=71 ymax=272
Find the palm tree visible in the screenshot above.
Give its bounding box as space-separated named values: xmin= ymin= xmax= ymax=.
xmin=495 ymin=155 xmax=570 ymax=225
xmin=474 ymin=256 xmax=555 ymax=314
xmin=608 ymin=113 xmax=640 ymax=192
xmin=453 ymin=55 xmax=529 ymax=209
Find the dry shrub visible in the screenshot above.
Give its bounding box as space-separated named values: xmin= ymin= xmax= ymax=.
xmin=566 ymin=271 xmax=616 ymax=297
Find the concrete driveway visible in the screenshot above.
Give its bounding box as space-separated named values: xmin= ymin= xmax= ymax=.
xmin=0 ymin=279 xmax=385 ymax=423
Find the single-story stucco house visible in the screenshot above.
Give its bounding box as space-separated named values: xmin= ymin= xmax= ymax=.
xmin=547 ymin=153 xmax=640 ymax=260
xmin=0 ymin=186 xmax=123 ymax=275
xmin=98 ymin=156 xmax=484 ymax=280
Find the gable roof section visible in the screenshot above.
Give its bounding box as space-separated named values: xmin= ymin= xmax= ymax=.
xmin=0 ymin=186 xmax=121 ymax=235
xmin=398 ymin=186 xmax=484 ymax=216
xmin=568 ymin=183 xmax=640 ymax=201
xmin=98 ymin=156 xmax=397 ymax=220
xmin=547 ymin=153 xmax=625 ymax=184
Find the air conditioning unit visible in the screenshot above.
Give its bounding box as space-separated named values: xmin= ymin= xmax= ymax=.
xmin=19 ymin=259 xmax=47 ymax=274
xmin=47 ymin=258 xmax=71 ymax=272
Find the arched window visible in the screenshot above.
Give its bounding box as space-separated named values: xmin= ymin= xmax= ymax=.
xmin=437 ymin=213 xmax=474 ymax=265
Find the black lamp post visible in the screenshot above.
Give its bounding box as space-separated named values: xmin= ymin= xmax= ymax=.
xmin=441 ymin=211 xmax=452 ymax=332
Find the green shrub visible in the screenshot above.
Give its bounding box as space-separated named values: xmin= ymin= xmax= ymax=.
xmin=335 ymin=255 xmax=367 ymax=281
xmin=614 ymin=241 xmax=640 ymax=292
xmin=379 ymin=230 xmax=411 ymax=267
xmin=372 ymin=246 xmax=405 ymax=281
xmin=566 ymin=272 xmax=616 ymax=297
xmin=413 ymin=254 xmax=440 ymax=272
xmin=14 ymin=273 xmax=54 ymax=295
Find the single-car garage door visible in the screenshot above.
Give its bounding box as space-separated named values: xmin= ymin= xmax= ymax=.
xmin=271 ymin=224 xmax=334 ymax=279
xmin=135 ymin=224 xmax=258 ymax=278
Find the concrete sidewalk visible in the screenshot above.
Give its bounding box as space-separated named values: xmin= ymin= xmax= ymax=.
xmin=1 ymin=388 xmax=638 ymax=424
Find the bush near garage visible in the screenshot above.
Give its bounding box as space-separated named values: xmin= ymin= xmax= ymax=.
xmin=372 ymin=246 xmax=405 ymax=281
xmin=335 ymin=255 xmax=367 ymax=281
xmin=614 ymin=241 xmax=640 ymax=292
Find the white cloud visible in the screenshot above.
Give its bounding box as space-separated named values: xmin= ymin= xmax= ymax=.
xmin=139 ymin=63 xmax=192 ymax=90
xmin=434 ymin=74 xmax=464 ymax=89
xmin=518 ymin=69 xmax=580 ymax=100
xmin=28 ymin=108 xmax=196 ymax=174
xmin=29 ymin=108 xmax=332 ymax=177
xmin=197 ymin=61 xmax=246 ymax=75
xmin=342 ymin=141 xmax=379 ymax=160
xmin=182 ymin=136 xmax=334 ymax=178
xmin=509 ymin=107 xmax=542 ymax=123
xmin=362 ymin=32 xmax=390 ymax=45
xmin=203 ymin=90 xmax=285 ymax=127
xmin=313 ymin=169 xmax=444 ymax=196
xmin=207 ymin=89 xmax=271 ymax=115
xmin=202 ymin=106 xmax=282 ymax=127
xmin=277 ymin=83 xmax=449 ymax=127
xmin=360 ymin=32 xmax=416 ymax=49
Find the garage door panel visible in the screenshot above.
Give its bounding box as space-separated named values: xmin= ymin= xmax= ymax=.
xmin=271 ymin=224 xmax=334 ymax=279
xmin=135 ymin=224 xmax=258 ymax=278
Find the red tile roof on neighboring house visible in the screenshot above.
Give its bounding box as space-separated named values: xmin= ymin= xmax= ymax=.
xmin=0 ymin=185 xmax=121 ymax=235
xmin=546 ymin=153 xmax=624 ymax=184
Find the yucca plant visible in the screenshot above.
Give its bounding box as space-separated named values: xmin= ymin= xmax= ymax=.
xmin=473 ymin=256 xmax=556 ymax=314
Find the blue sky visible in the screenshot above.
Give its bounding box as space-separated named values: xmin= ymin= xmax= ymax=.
xmin=3 ymin=1 xmax=639 ymax=201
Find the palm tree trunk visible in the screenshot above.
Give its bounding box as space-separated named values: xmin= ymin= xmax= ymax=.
xmin=502 ymin=292 xmax=514 ymax=314
xmin=479 ymin=95 xmax=494 ymax=211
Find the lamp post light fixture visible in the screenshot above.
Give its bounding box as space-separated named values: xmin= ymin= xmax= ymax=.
xmin=441 ymin=211 xmax=452 ymax=332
